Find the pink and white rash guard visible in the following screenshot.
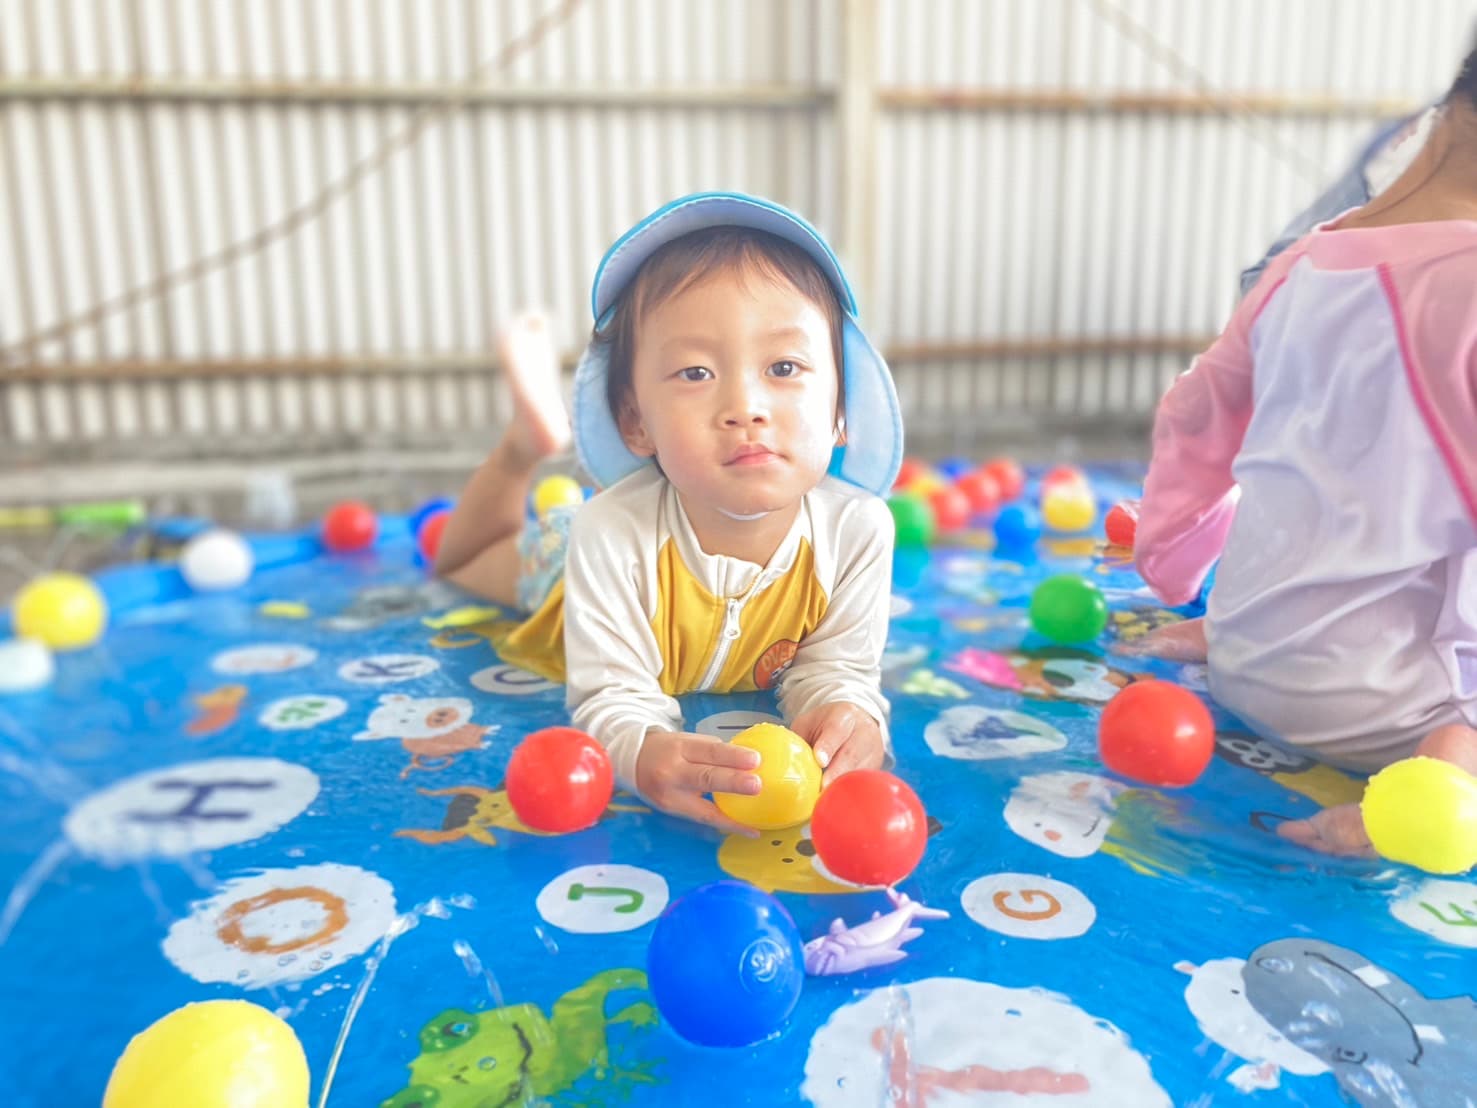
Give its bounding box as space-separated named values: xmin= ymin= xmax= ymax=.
xmin=1137 ymin=219 xmax=1477 ymax=770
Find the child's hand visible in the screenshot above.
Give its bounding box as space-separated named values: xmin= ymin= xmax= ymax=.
xmin=635 ymin=730 xmax=763 ymax=837
xmin=791 ymin=702 xmax=886 ymax=787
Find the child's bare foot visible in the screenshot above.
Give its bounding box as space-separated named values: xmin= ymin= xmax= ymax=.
xmin=1276 ymin=803 xmax=1375 ymax=857
xmin=1117 ymin=616 xmax=1208 ymax=662
xmin=499 ymin=313 xmax=571 ymax=465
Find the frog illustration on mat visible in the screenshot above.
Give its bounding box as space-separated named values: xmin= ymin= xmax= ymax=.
xmin=380 ymin=969 xmax=659 ymax=1107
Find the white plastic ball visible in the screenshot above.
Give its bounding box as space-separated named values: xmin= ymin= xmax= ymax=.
xmin=180 ymin=529 xmax=255 ymax=591
xmin=0 ymin=638 xmax=55 ymax=693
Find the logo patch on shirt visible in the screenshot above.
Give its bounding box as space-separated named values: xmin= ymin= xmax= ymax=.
xmin=754 ymin=639 xmax=799 ymax=689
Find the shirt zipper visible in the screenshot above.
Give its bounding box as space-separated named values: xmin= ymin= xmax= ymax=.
xmin=699 ymin=558 xmax=779 ymax=696
xmin=697 ymin=596 xmax=746 ymax=691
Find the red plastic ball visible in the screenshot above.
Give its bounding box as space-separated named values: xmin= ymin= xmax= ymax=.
xmin=926 ymin=485 xmax=972 ymax=532
xmin=505 ymin=727 xmax=614 ymax=833
xmin=417 ymin=509 xmax=450 ymax=564
xmin=955 ymin=469 xmax=1001 ymax=514
xmin=811 ymin=770 xmax=928 ymax=886
xmin=322 ymin=501 xmax=378 ymax=553
xmin=1098 ymin=681 xmax=1215 ymax=788
xmin=981 ymin=458 xmax=1025 ymax=502
xmin=893 ymin=457 xmax=929 ymax=490
xmin=1042 ymin=464 xmax=1088 ymax=494
xmin=1105 ymin=500 xmax=1139 ymax=548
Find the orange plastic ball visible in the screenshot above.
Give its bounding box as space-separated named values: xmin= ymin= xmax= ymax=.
xmin=811 ymin=770 xmax=928 ymax=886
xmin=1106 ymin=500 xmax=1139 ymax=547
xmin=322 ymin=501 xmax=378 ymax=552
xmin=981 ymin=458 xmax=1025 ymax=501
xmin=1042 ymin=464 xmax=1088 ymax=494
xmin=417 ymin=509 xmax=450 ymax=564
xmin=505 ymin=727 xmax=614 ymax=833
xmin=1098 ymin=681 xmax=1215 ymax=787
xmin=927 ymin=485 xmax=972 ymax=532
xmin=893 ymin=457 xmax=929 ymax=490
xmin=955 ymin=470 xmax=1002 ymax=514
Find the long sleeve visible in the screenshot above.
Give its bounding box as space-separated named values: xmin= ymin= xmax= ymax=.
xmin=562 ymin=503 xmax=682 ymax=794
xmin=777 ymin=494 xmax=893 ymax=744
xmin=1135 ymin=274 xmax=1282 ymax=606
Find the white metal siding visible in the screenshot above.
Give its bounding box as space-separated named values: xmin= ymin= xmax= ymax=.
xmin=0 ymin=0 xmax=1468 ymax=459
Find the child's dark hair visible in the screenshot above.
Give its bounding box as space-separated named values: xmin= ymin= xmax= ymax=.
xmin=1451 ymin=45 xmax=1477 ymax=108
xmin=594 ymin=226 xmax=846 ymax=424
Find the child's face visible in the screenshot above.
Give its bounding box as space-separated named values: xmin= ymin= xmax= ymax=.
xmin=619 ymin=267 xmax=841 ymax=524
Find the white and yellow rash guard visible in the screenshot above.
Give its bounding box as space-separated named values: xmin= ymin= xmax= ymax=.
xmin=498 ymin=466 xmax=894 ymax=792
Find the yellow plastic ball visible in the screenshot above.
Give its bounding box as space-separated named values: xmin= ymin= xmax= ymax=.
xmin=1361 ymin=756 xmax=1477 ymax=875
xmin=104 ymin=999 xmax=309 ymax=1108
xmin=533 ymin=475 xmax=584 ymax=519
xmin=1042 ymin=489 xmax=1096 ymax=533
xmin=13 ymin=572 xmax=107 ymax=650
xmin=714 ymin=722 xmax=823 ymax=830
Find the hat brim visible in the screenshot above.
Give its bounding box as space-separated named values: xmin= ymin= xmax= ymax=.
xmin=592 ymin=194 xmax=858 ymax=323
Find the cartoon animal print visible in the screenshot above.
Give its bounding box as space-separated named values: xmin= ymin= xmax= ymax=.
xmin=396 ymin=785 xmax=646 ymax=847
xmin=720 ymin=817 xmax=945 ymax=894
xmin=185 ymin=685 xmax=247 ymax=737
xmin=1243 ymin=939 xmax=1477 ymax=1107
xmin=946 ymin=647 xmax=1138 ymax=705
xmin=353 ymin=695 xmax=496 ymax=779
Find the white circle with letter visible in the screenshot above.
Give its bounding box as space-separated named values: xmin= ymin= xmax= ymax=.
xmin=63 ymin=758 xmax=319 ymax=862
xmin=961 ymin=872 xmax=1095 ymax=940
xmin=470 ymin=663 xmax=557 ymax=696
xmin=338 ymin=653 xmax=440 ymax=685
xmin=259 ymin=695 xmax=348 ymax=731
xmin=1390 ymin=878 xmax=1477 ymax=947
xmin=535 ymin=864 xmax=668 ymax=934
xmin=212 ymin=644 xmax=317 ymax=675
xmin=163 ymin=863 xmax=397 ymax=988
xmin=694 ymin=709 xmax=783 ymax=740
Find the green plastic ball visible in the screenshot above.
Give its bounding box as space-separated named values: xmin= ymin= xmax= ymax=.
xmin=887 ymin=493 xmax=936 ymax=547
xmin=1029 ymin=574 xmax=1108 ymax=643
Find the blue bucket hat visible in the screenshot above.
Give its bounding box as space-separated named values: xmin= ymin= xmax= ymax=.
xmin=571 ymin=192 xmax=903 ymax=497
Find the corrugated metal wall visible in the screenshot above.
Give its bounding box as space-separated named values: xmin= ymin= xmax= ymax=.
xmin=0 ymin=0 xmax=1468 ymax=467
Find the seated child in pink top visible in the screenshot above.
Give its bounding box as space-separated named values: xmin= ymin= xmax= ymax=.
xmin=1131 ymin=50 xmax=1477 ymax=856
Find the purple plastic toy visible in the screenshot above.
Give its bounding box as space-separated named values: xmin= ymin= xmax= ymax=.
xmin=803 ymin=888 xmax=950 ymax=976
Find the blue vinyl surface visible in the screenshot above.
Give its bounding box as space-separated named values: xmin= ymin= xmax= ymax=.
xmin=2 ymin=465 xmax=1474 ymax=1107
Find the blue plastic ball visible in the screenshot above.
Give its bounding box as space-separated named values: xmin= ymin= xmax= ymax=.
xmin=892 ymin=544 xmax=930 ymax=591
xmin=409 ymin=497 xmax=455 ymax=539
xmin=646 ymin=880 xmax=805 ymax=1047
xmin=993 ymin=503 xmax=1043 ymax=548
xmin=936 ymin=456 xmax=974 ymax=481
